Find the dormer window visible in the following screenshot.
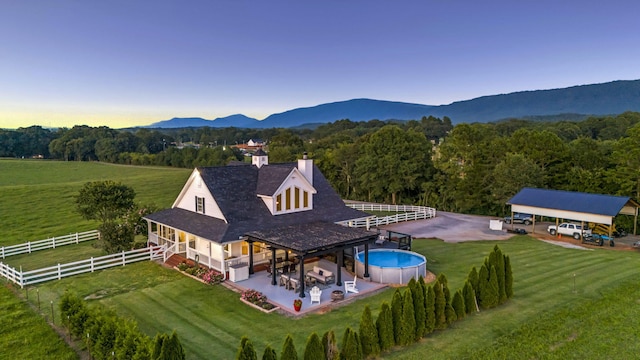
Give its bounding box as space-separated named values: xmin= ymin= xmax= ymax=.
xmin=195 ymin=196 xmax=205 ymax=214
xmin=273 ymin=186 xmax=311 ymax=214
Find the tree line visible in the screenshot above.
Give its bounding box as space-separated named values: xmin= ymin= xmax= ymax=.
xmin=3 ymin=112 xmax=640 ymax=221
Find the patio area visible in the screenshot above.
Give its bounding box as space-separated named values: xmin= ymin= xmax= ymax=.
xmin=227 ymin=258 xmax=387 ymax=315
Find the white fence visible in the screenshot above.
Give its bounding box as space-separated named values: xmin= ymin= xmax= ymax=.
xmin=0 ymin=245 xmax=165 ymax=288
xmin=341 ymin=202 xmax=437 ymax=228
xmin=1 ymin=230 xmax=100 ymax=259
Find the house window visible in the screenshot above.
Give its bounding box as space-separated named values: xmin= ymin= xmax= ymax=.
xmin=285 ymin=188 xmax=291 ymax=210
xmin=276 ymin=194 xmax=282 ymax=212
xmin=196 ymin=196 xmax=205 ymax=214
xmin=294 ymin=187 xmax=300 ymax=209
xmin=303 ymin=191 xmax=309 ymax=208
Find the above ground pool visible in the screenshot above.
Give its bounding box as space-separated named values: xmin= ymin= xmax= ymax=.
xmin=355 ymin=249 xmax=427 ymax=285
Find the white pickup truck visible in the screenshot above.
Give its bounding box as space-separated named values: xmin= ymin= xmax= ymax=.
xmin=547 ymin=223 xmax=592 ymax=239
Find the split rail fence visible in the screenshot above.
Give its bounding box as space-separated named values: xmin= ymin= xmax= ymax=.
xmin=342 ymin=202 xmax=437 ymax=227
xmin=0 ymin=245 xmax=165 ymax=288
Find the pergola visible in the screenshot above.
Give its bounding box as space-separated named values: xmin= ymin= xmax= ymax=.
xmin=245 ymin=222 xmax=378 ymax=298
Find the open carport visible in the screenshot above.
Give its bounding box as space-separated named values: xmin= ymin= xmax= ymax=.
xmin=506 ymin=187 xmax=640 ymax=238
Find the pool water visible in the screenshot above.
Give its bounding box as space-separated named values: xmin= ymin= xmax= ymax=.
xmin=355 ymin=249 xmax=427 ymax=284
xmin=358 ymin=251 xmax=424 ymax=268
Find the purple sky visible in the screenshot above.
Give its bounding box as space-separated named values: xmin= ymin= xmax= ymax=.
xmin=2 ymin=1 xmax=640 ymax=129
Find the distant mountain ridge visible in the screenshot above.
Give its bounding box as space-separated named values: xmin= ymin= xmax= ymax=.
xmin=146 ymin=79 xmax=640 ymax=129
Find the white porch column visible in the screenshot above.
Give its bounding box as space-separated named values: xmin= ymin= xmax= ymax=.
xmin=220 ymin=244 xmax=226 ymax=277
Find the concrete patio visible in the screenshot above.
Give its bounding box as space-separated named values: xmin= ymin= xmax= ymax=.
xmin=226 ymin=258 xmax=387 ymax=315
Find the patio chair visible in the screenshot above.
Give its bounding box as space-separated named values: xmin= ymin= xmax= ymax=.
xmin=289 ymin=262 xmax=297 ymax=274
xmin=344 ymin=277 xmax=359 ymax=294
xmin=310 ymin=286 xmax=321 ymax=305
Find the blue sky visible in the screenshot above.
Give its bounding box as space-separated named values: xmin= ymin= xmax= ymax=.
xmin=2 ymin=1 xmax=639 ymax=129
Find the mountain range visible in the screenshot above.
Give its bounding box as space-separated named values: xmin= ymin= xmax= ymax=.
xmin=147 ymin=79 xmax=640 ymax=129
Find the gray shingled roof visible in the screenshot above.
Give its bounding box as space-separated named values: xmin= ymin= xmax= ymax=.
xmin=246 ymin=222 xmax=378 ymax=253
xmin=256 ymin=165 xmax=293 ymax=196
xmin=145 ymin=162 xmax=369 ymax=243
xmin=145 ymin=207 xmax=229 ymax=241
xmin=507 ymin=187 xmax=632 ymax=216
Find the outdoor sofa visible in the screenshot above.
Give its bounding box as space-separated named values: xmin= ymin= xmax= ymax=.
xmin=306 ymin=266 xmax=335 ymax=285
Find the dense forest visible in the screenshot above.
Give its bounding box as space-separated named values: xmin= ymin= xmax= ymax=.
xmin=2 ymin=112 xmax=640 ymax=224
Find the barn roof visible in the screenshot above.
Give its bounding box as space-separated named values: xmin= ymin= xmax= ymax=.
xmin=507 ymin=187 xmax=633 ymax=217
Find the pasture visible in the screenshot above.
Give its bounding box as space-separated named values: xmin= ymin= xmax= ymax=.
xmin=3 ymin=160 xmax=640 ymax=359
xmin=0 ymin=159 xmax=190 ymax=246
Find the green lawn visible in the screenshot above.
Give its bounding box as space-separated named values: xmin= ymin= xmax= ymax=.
xmin=3 ymin=241 xmax=104 ymax=271
xmin=0 ymin=285 xmax=77 ymax=360
xmin=19 ymin=236 xmax=640 ymax=359
xmin=0 ymin=159 xmax=190 ymax=246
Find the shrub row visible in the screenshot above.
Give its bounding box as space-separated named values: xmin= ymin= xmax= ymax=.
xmin=59 ymin=291 xmax=185 ymax=360
xmin=236 ymin=245 xmax=513 ymax=360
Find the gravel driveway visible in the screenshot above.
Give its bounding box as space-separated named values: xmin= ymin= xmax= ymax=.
xmin=380 ymin=211 xmax=514 ymax=243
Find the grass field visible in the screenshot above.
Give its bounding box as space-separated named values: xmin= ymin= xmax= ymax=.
xmin=3 ymin=241 xmax=104 ymax=271
xmin=0 ymin=285 xmax=77 ymax=360
xmin=0 ymin=159 xmax=190 ymax=246
xmin=4 ymin=160 xmax=640 ymax=359
xmin=18 ymin=236 xmax=640 ymax=359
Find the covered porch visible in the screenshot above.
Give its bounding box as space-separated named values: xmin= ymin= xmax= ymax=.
xmin=231 ymin=258 xmax=387 ymax=314
xmin=245 ymin=222 xmax=379 ymax=298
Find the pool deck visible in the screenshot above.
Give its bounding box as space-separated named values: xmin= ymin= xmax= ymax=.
xmin=224 ymin=258 xmax=388 ymax=315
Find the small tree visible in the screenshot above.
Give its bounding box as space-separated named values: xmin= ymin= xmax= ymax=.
xmin=491 ymin=245 xmax=507 ymax=304
xmin=322 ymin=330 xmax=338 ymax=360
xmin=505 ymin=255 xmax=514 ymax=298
xmin=158 ymin=330 xmax=186 ymax=360
xmin=262 ymin=345 xmax=277 ymax=360
xmin=339 ymin=327 xmax=362 ymax=360
xmin=425 ymin=285 xmax=436 ymax=334
xmin=397 ymin=288 xmax=416 ymax=346
xmin=463 ymin=281 xmax=478 ymax=314
xmin=237 ymin=336 xmax=258 ymax=360
xmin=281 ymin=335 xmax=298 ymax=360
xmin=452 ymin=290 xmax=465 ymax=320
xmin=477 ymin=264 xmax=489 ymax=309
xmin=76 ymin=180 xmax=136 ymax=225
xmin=483 ymin=265 xmax=500 ymax=309
xmin=410 ymin=278 xmax=426 ymax=339
xmin=375 ymin=302 xmax=394 ymax=352
xmin=391 ymin=289 xmax=403 ymax=345
xmin=434 ymin=282 xmax=447 ymax=329
xmin=303 ymin=333 xmax=324 ymax=360
xmin=467 ymin=266 xmax=479 ymax=295
xmin=359 ymin=305 xmax=380 ymax=358
xmin=93 ymin=314 xmax=118 ymax=360
xmin=152 ymin=333 xmax=168 ymax=360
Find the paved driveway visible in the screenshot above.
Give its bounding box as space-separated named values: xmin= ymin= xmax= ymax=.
xmin=380 ymin=211 xmax=514 ymax=243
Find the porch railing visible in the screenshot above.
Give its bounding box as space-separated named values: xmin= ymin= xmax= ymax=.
xmin=163 ymin=243 xmax=176 ymax=263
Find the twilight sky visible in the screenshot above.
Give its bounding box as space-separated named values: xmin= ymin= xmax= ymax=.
xmin=2 ymin=1 xmax=640 ymax=129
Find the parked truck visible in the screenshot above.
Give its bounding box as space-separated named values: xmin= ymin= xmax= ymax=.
xmin=547 ymin=223 xmax=592 ymax=239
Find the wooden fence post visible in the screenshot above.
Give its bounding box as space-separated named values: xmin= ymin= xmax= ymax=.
xmin=122 ymin=251 xmax=126 ymax=266
xmin=76 ymin=232 xmax=79 ymax=244
xmin=91 ymin=257 xmax=94 ymax=272
xmin=58 ymin=263 xmax=61 ymax=280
